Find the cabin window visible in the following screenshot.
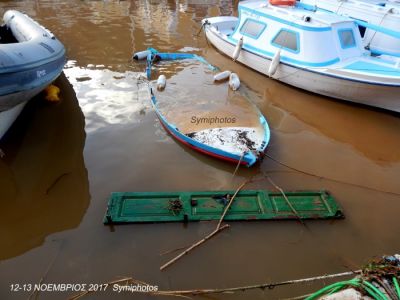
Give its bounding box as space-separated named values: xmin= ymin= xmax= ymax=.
xmin=239 ymin=19 xmax=266 ymax=39
xmin=339 ymin=29 xmax=356 ymax=49
xmin=358 ymin=25 xmax=366 ymax=38
xmin=271 ymin=29 xmax=299 ymax=53
xmin=352 ymin=18 xmax=367 ymax=38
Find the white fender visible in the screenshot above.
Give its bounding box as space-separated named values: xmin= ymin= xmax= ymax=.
xmin=157 ymin=74 xmax=166 ymax=90
xmin=268 ymin=49 xmax=281 ymax=77
xmin=229 ymin=73 xmax=240 ymax=91
xmin=133 ymin=50 xmax=151 ymax=60
xmin=232 ymin=37 xmax=243 ymax=61
xmin=213 ymin=70 xmax=231 ymax=82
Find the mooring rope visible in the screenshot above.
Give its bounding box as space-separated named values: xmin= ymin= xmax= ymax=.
xmin=264 ymin=153 xmax=400 ymax=196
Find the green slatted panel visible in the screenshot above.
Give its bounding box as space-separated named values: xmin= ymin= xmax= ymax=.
xmin=104 ymin=190 xmax=343 ymax=224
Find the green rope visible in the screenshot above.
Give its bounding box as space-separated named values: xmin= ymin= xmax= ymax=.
xmin=304 ymin=278 xmax=390 ymax=300
xmin=361 ymin=280 xmax=388 ymax=300
xmin=326 ymin=285 xmax=342 ymax=295
xmin=393 ymin=276 xmax=400 ymax=299
xmin=304 ymin=279 xmax=359 ymax=300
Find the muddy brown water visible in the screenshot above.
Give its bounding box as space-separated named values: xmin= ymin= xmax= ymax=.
xmin=0 ymin=1 xmax=400 ymax=299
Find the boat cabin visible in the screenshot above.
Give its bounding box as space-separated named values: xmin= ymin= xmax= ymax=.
xmin=298 ymin=0 xmax=400 ymax=57
xmin=230 ymin=0 xmax=366 ymax=67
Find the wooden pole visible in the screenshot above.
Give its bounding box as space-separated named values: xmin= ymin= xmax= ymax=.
xmin=159 ymin=224 xmax=230 ymax=271
xmin=69 ymin=270 xmax=361 ymax=299
xmin=266 ymin=175 xmax=306 ymax=226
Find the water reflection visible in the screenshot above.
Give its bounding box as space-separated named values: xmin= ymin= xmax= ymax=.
xmin=0 ymin=74 xmax=89 ymax=260
xmin=64 ymin=61 xmax=151 ymax=133
xmin=0 ymin=1 xmax=399 ymax=299
xmin=263 ymin=79 xmax=400 ymax=165
xmin=202 ymin=49 xmax=400 ymax=166
xmin=153 ymin=60 xmax=264 ymax=134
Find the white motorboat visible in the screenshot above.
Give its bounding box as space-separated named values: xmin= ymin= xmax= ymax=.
xmin=202 ymin=0 xmax=400 ymax=112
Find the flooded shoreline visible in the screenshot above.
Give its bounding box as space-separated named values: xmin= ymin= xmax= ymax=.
xmin=1 ymin=1 xmax=400 ymax=299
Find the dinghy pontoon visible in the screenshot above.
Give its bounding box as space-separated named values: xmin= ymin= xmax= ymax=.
xmin=0 ymin=10 xmax=66 ymax=139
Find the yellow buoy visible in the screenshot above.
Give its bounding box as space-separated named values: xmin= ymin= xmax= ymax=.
xmin=44 ymin=84 xmax=61 ymax=102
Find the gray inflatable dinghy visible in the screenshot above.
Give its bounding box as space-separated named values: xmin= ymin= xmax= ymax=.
xmin=0 ymin=10 xmax=66 ymax=139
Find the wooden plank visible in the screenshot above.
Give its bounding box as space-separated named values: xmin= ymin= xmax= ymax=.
xmin=103 ymin=190 xmax=344 ymax=224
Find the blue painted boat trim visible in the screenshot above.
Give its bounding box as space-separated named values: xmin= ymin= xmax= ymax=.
xmin=299 ymin=3 xmax=400 ymax=41
xmin=295 ymin=2 xmax=317 ymax=12
xmin=145 ymin=48 xmax=217 ymax=79
xmin=239 ymin=4 xmax=332 ymax=32
xmin=370 ymin=48 xmax=400 ymax=58
xmin=354 ymin=20 xmax=400 ymax=40
xmin=228 ymin=36 xmax=340 ymax=67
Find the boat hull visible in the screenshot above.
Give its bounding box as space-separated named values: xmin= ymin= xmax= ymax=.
xmin=0 ymin=55 xmax=66 ymax=112
xmin=0 ymin=10 xmax=66 ymax=140
xmin=150 ymin=90 xmax=268 ymax=167
xmin=156 ymin=112 xmax=252 ymax=167
xmin=0 ymin=101 xmax=27 ymax=140
xmin=205 ymin=25 xmax=400 ymax=113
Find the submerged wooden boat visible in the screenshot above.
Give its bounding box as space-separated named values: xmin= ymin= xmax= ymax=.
xmin=146 ymin=49 xmax=270 ymax=167
xmin=151 ymin=90 xmax=269 ymax=167
xmin=104 ymin=190 xmax=343 ymax=224
xmin=202 ymin=0 xmax=400 ymax=113
xmin=0 ymin=10 xmax=66 ymax=140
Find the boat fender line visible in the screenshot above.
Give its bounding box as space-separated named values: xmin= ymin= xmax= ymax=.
xmin=268 ymin=49 xmax=281 ymax=77
xmin=197 ymin=19 xmax=210 ymax=37
xmin=232 ymin=36 xmax=243 ymax=61
xmin=133 ymin=50 xmax=151 ymax=60
xmin=229 ymin=73 xmax=240 ymax=91
xmin=213 ymin=70 xmax=231 ymax=82
xmin=157 ymin=74 xmax=166 ymax=90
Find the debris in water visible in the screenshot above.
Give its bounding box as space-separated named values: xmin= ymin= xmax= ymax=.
xmin=186 ymin=127 xmax=259 ymax=154
xmin=167 ymin=199 xmax=183 ymax=215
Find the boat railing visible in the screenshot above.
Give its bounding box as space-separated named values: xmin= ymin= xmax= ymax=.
xmin=355 ymin=19 xmax=400 ymax=40
xmin=295 ymin=2 xmax=400 ymax=41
